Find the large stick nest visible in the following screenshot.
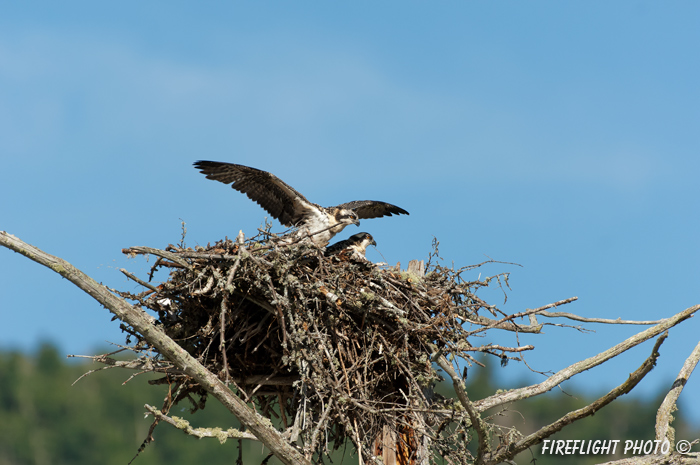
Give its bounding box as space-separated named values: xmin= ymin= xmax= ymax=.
xmin=118 ymin=230 xmax=512 ymax=462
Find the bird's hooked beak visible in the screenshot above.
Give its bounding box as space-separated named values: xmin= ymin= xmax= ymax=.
xmin=353 ymin=219 xmax=361 ymax=227
xmin=370 ymin=239 xmax=377 ymax=247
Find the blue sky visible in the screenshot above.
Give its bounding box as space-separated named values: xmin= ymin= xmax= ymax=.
xmin=1 ymin=2 xmax=699 ymax=428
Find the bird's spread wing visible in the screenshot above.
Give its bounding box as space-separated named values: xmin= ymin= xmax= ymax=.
xmin=335 ymin=200 xmax=409 ymax=219
xmin=193 ymin=161 xmax=316 ymax=226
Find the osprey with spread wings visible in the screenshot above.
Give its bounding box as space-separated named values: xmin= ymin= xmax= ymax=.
xmin=193 ymin=161 xmax=408 ymax=246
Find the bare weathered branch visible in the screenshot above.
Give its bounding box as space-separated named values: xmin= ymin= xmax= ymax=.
xmin=144 ymin=404 xmax=258 ymax=441
xmin=431 ymin=345 xmax=489 ymax=464
xmin=539 ymin=310 xmax=666 ymax=325
xmin=120 ymin=268 xmax=159 ymax=292
xmin=597 ymin=453 xmax=700 ymax=465
xmin=68 ymin=354 xmax=184 ymax=376
xmin=484 ymin=333 xmax=667 ymax=464
xmin=461 ymin=344 xmax=534 ymax=353
xmin=122 ymin=246 xmax=193 ymax=269
xmin=465 ymin=297 xmax=578 ymax=335
xmin=475 ymin=305 xmax=700 ymax=412
xmin=656 ymin=340 xmax=700 ymax=445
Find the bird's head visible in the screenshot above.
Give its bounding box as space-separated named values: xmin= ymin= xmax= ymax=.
xmin=361 ymin=233 xmax=377 ymax=248
xmin=346 ymin=232 xmax=377 ymax=253
xmin=336 ymin=209 xmax=360 ymax=227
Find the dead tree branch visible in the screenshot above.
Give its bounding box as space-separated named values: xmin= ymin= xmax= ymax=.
xmin=465 ymin=297 xmax=579 ymax=335
xmin=474 ymin=304 xmax=699 ymax=413
xmin=122 ymin=246 xmax=193 ymax=269
xmin=597 ymin=453 xmax=700 ymax=465
xmin=538 ymin=310 xmax=666 ymax=325
xmin=431 ymin=346 xmax=490 ymax=465
xmin=483 ymin=333 xmax=668 ymax=464
xmin=144 ymin=404 xmax=258 ymax=442
xmin=655 ymin=340 xmax=700 ymax=445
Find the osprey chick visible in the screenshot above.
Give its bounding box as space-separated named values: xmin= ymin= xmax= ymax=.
xmin=325 ymin=232 xmax=377 ymax=260
xmin=193 ymin=161 xmax=408 ymax=246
